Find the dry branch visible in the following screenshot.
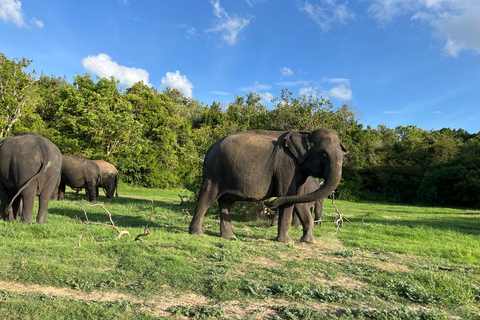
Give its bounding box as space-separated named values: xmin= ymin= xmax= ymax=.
xmin=331 ymin=191 xmax=351 ymax=234
xmin=135 ymin=198 xmax=154 ymax=242
xmin=178 ymin=194 xmax=188 ymax=206
xmin=74 ymin=202 xmax=130 ymax=240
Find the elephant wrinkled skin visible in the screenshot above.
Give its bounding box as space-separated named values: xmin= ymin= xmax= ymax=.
xmin=0 ymin=133 xmax=62 ymax=223
xmin=58 ymin=156 xmax=101 ymax=202
xmin=189 ymin=129 xmax=347 ymax=243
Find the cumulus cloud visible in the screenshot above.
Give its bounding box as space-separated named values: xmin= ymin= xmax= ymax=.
xmin=0 ymin=0 xmax=43 ymax=28
xmin=206 ymin=0 xmax=251 ymax=45
xmin=300 ymin=86 xmax=320 ymax=97
xmin=327 ymin=83 xmax=353 ymax=100
xmin=368 ymin=0 xmax=480 ymax=56
xmin=161 ymin=70 xmax=193 ymax=98
xmin=259 ymin=92 xmax=274 ymax=104
xmin=298 ymin=0 xmax=355 ymax=32
xmin=82 ymin=53 xmax=151 ymax=87
xmin=280 ymin=67 xmax=294 ymax=77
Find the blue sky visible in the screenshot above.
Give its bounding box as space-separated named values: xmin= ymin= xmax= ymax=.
xmin=1 ymin=0 xmax=479 ymax=133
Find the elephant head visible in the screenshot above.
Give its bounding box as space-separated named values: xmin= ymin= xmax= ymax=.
xmin=266 ymin=128 xmax=347 ymax=207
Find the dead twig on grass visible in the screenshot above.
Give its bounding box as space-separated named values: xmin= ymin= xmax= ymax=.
xmin=178 ymin=194 xmax=189 ymax=206
xmin=74 ymin=201 xmax=130 ymax=240
xmin=134 ymin=197 xmax=183 ymax=248
xmin=331 ymin=191 xmax=351 ymax=234
xmin=135 ymin=198 xmax=154 ymax=242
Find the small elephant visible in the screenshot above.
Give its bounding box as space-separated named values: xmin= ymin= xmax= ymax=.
xmin=93 ymin=160 xmax=119 ymax=198
xmin=58 ymin=156 xmax=101 ymax=202
xmin=189 ymin=129 xmax=347 ymax=243
xmin=0 ymin=132 xmax=62 ymax=223
xmin=270 ymin=177 xmax=324 ymax=227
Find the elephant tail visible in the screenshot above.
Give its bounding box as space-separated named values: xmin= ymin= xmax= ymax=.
xmin=6 ymin=160 xmax=50 ymax=215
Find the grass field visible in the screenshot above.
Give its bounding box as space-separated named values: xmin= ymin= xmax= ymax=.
xmin=0 ymin=186 xmax=479 ymax=319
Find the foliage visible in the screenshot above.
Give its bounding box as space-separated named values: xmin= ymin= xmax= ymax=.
xmin=2 ymin=52 xmax=480 ymax=206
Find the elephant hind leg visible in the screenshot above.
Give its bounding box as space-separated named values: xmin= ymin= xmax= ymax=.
xmin=189 ymin=180 xmax=219 ymax=235
xmin=218 ymin=199 xmax=236 ymax=239
xmin=294 ymin=202 xmax=316 ymax=243
xmin=20 ymin=184 xmax=36 ymax=223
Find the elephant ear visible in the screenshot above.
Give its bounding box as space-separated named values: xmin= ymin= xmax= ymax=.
xmin=284 ymin=131 xmax=311 ymax=164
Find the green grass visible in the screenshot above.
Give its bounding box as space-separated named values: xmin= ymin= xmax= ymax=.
xmin=0 ymin=187 xmax=479 ymax=319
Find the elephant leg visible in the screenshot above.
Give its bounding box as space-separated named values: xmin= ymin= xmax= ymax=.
xmin=20 ymin=184 xmax=36 ymax=223
xmin=86 ymin=182 xmax=96 ymax=202
xmin=0 ymin=185 xmax=11 ymax=221
xmin=218 ymin=199 xmax=236 ymax=239
xmin=292 ymin=205 xmax=300 ymax=227
xmin=12 ymin=197 xmax=22 ymax=221
xmin=37 ymin=179 xmax=58 ymax=224
xmin=275 ymin=204 xmax=295 ymax=243
xmin=96 ymin=186 xmax=100 ymax=198
xmin=270 ymin=208 xmax=279 ymax=227
xmin=58 ymin=183 xmax=66 ymax=200
xmin=294 ymin=202 xmax=316 ymax=243
xmin=189 ymin=180 xmax=218 ymax=235
xmin=314 ymin=199 xmax=323 ymax=226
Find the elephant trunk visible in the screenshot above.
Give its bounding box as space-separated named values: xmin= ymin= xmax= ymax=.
xmin=265 ymin=157 xmax=343 ymax=208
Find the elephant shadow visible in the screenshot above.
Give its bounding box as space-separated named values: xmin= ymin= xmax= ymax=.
xmin=49 ymin=193 xmax=193 ymax=234
xmin=352 ymin=213 xmax=480 ymax=236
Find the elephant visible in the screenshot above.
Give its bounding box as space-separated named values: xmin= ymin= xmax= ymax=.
xmin=270 ymin=177 xmax=324 ymax=227
xmin=57 ymin=156 xmax=101 ymax=202
xmin=93 ymin=160 xmax=119 ymax=198
xmin=189 ymin=129 xmax=347 ymax=243
xmin=0 ymin=132 xmax=62 ymax=223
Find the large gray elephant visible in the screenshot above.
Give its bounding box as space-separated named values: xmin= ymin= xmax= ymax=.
xmin=270 ymin=177 xmax=324 ymax=227
xmin=0 ymin=133 xmax=62 ymax=223
xmin=58 ymin=156 xmax=101 ymax=202
xmin=189 ymin=129 xmax=347 ymax=243
xmin=93 ymin=160 xmax=119 ymax=198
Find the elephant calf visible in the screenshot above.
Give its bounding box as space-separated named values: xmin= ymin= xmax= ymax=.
xmin=58 ymin=156 xmax=101 ymax=202
xmin=93 ymin=160 xmax=119 ymax=198
xmin=270 ymin=177 xmax=324 ymax=227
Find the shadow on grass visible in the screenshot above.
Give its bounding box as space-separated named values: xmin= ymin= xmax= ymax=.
xmin=48 ymin=193 xmax=195 ymax=234
xmin=351 ymin=215 xmax=480 ymax=236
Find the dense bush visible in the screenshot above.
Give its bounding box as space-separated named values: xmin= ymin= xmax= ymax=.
xmin=2 ymin=53 xmax=480 ymax=207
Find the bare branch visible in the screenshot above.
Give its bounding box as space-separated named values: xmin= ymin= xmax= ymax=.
xmin=330 ymin=191 xmax=351 ymax=234
xmin=135 ymin=197 xmax=155 ymax=242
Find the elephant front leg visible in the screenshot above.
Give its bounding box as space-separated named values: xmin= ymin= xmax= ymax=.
xmin=218 ymin=200 xmax=236 ymax=239
xmin=275 ymin=205 xmax=294 ymax=243
xmin=295 ymin=203 xmax=316 ymax=243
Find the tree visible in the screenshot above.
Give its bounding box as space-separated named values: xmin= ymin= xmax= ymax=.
xmin=0 ymin=53 xmax=37 ymax=138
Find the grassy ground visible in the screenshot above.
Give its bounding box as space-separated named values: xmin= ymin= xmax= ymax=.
xmin=0 ymin=186 xmax=479 ymax=319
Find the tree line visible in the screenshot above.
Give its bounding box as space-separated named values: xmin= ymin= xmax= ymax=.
xmin=1 ymin=53 xmax=479 ymax=207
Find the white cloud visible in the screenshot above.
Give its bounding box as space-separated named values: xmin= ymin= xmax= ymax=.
xmin=161 ymin=70 xmax=193 ymax=98
xmin=31 ymin=17 xmax=43 ymax=29
xmin=0 ymin=0 xmax=24 ymax=26
xmin=280 ymin=67 xmax=294 ymax=77
xmin=0 ymin=0 xmax=42 ymax=28
xmin=298 ymin=0 xmax=355 ymax=32
xmin=82 ymin=53 xmax=151 ymax=87
xmin=238 ymin=82 xmax=272 ymax=92
xmin=322 ymin=77 xmax=350 ymax=85
xmin=206 ymin=0 xmax=251 ymax=45
xmin=275 ymin=80 xmax=311 ymax=87
xmin=327 ymin=84 xmax=353 ymax=100
xmin=300 ymin=86 xmax=320 ymax=97
xmin=433 ymin=4 xmax=480 ymax=56
xmin=367 ymin=0 xmax=480 ymax=56
xmin=259 ymin=92 xmax=274 ymax=104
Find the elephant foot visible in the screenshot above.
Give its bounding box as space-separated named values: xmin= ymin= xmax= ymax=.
xmin=220 ymin=230 xmax=237 ymax=239
xmin=189 ymin=226 xmax=204 ymax=235
xmin=275 ymin=234 xmax=294 ymax=244
xmin=300 ymin=235 xmax=317 ymax=244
